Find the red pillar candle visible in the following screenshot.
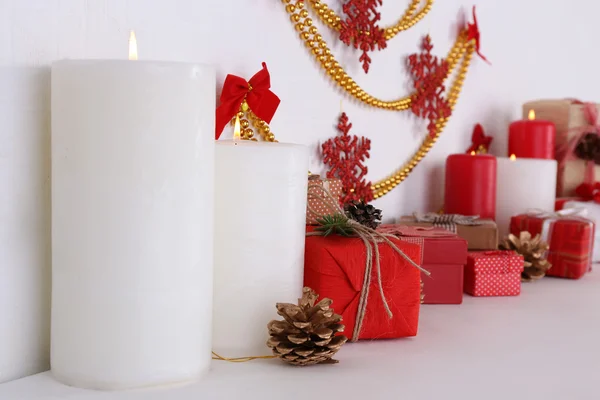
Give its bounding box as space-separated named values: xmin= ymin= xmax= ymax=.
xmin=508 ymin=110 xmax=556 ymax=159
xmin=444 ymin=154 xmax=497 ymax=220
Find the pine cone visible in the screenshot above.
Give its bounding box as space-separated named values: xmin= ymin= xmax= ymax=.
xmin=267 ymin=287 xmax=348 ymax=366
xmin=574 ymin=133 xmax=600 ymax=161
xmin=499 ymin=231 xmax=552 ymax=282
xmin=344 ymin=201 xmax=382 ymax=229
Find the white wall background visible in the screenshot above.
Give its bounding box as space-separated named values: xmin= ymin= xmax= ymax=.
xmin=0 ymin=0 xmax=598 ymax=217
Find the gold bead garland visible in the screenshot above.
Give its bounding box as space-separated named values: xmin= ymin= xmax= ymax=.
xmin=282 ymin=0 xmax=476 ymax=198
xmin=232 ymin=101 xmax=279 ymax=142
xmin=307 ymin=0 xmax=434 ymax=41
xmin=283 ymin=0 xmax=467 ymax=111
xmin=372 ymin=39 xmax=474 ymax=198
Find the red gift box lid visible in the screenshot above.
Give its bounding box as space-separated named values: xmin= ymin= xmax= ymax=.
xmin=467 ymin=251 xmax=524 ymax=274
xmin=378 ymin=224 xmax=468 ymax=265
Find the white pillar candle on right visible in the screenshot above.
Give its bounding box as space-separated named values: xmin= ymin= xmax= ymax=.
xmin=496 ymin=156 xmax=557 ymax=239
xmin=213 ymin=139 xmax=308 ymax=357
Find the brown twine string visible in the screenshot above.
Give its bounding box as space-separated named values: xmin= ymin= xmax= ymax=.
xmin=211 ymin=352 xmax=275 ymax=363
xmin=306 ymin=185 xmax=429 ymax=342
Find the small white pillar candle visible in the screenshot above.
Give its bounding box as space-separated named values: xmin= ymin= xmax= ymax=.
xmin=496 ymin=156 xmax=557 ymax=238
xmin=51 ymin=60 xmax=215 ymax=390
xmin=0 ymin=68 xmax=51 ymax=383
xmin=213 ymin=139 xmax=308 ymax=357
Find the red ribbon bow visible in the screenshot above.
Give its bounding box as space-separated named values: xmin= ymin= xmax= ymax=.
xmin=215 ymin=62 xmax=281 ymax=139
xmin=575 ymin=182 xmax=600 ymax=203
xmin=466 ymin=123 xmax=492 ymax=154
xmin=466 ymin=6 xmax=490 ymax=64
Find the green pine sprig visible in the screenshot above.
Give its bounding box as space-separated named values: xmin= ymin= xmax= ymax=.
xmin=315 ymin=214 xmax=355 ymax=237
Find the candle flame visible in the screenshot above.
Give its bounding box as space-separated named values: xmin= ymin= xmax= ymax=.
xmin=129 ymin=30 xmax=138 ymax=60
xmin=528 ymin=109 xmax=535 ymax=120
xmin=233 ymin=115 xmax=241 ymax=140
xmin=510 ymin=154 xmax=516 ymax=161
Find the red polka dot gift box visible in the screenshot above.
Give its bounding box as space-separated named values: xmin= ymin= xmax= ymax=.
xmin=464 ymin=251 xmax=524 ymax=297
xmin=306 ymin=174 xmax=343 ymax=225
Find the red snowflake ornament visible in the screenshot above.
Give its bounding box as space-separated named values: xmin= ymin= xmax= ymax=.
xmin=322 ymin=113 xmax=373 ymax=203
xmin=339 ymin=0 xmax=387 ymax=73
xmin=408 ymin=35 xmax=451 ymax=137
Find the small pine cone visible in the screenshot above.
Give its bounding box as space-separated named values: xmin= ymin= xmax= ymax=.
xmin=267 ymin=287 xmax=348 ymax=366
xmin=575 ymin=133 xmax=600 ymax=161
xmin=344 ymin=201 xmax=382 ymax=229
xmin=499 ymin=231 xmax=552 ymax=282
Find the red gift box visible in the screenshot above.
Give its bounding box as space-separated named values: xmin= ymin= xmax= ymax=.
xmin=378 ymin=225 xmax=468 ymax=305
xmin=464 ymin=251 xmax=524 ymax=297
xmin=304 ymin=230 xmax=422 ymax=340
xmin=510 ymin=213 xmax=594 ymax=279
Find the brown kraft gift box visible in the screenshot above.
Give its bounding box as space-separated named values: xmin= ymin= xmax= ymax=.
xmin=399 ymin=215 xmax=498 ymax=250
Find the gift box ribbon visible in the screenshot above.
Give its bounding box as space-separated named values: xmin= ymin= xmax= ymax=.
xmin=412 ymin=212 xmax=482 ymax=234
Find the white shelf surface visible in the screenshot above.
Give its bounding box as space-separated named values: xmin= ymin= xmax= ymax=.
xmin=2 ymin=273 xmax=599 ymax=400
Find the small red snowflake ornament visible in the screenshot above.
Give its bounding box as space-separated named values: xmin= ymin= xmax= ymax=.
xmin=408 ymin=35 xmax=451 ymax=137
xmin=322 ymin=113 xmax=373 ymax=203
xmin=339 ymin=0 xmax=387 ymax=73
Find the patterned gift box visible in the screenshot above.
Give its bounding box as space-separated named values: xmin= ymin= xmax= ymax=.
xmin=306 ymin=175 xmax=343 ymax=225
xmin=464 ymin=251 xmax=524 ymax=297
xmin=378 ymin=225 xmax=467 ymax=305
xmin=304 ymin=227 xmax=422 ymax=340
xmin=510 ymin=212 xmax=594 ymax=279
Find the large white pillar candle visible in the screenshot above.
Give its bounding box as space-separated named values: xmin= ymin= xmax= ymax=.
xmin=496 ymin=156 xmax=557 ymax=238
xmin=51 ymin=60 xmax=215 ymax=390
xmin=0 ymin=69 xmax=51 ymax=383
xmin=213 ymin=140 xmax=308 ymax=357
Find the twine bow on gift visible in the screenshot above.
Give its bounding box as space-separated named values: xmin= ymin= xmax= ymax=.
xmin=306 ymin=186 xmax=429 ymax=342
xmin=215 ymin=62 xmax=281 ymax=139
xmin=412 ymin=212 xmax=482 ymax=234
xmin=556 ymin=102 xmax=600 ymax=190
xmin=466 ymin=6 xmax=490 ymax=64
